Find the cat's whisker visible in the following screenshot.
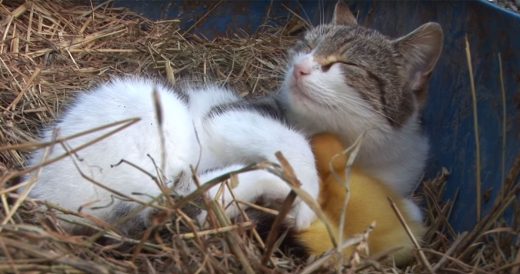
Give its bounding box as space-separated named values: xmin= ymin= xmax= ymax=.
xmin=323 ymin=86 xmax=399 ymax=124
xmin=302 ymin=82 xmax=340 ymax=108
xmin=306 ymin=81 xmax=367 ymax=110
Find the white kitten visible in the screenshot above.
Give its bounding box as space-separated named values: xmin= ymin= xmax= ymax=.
xmin=22 ymin=77 xmax=319 ymax=234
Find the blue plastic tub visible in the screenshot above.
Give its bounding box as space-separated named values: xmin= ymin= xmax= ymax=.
xmin=112 ymin=0 xmax=520 ymax=232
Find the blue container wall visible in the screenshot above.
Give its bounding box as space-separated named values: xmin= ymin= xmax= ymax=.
xmin=112 ymin=0 xmax=520 ymax=232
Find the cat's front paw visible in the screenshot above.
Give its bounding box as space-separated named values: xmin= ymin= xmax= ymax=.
xmin=292 ymin=201 xmax=316 ymax=230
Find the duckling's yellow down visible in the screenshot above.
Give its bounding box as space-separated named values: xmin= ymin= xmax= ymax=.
xmin=297 ymin=133 xmax=425 ymax=265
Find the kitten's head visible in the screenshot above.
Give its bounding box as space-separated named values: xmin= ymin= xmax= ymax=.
xmin=282 ymin=1 xmax=443 ymax=130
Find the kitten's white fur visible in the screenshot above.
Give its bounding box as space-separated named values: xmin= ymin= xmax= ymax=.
xmin=24 ymin=77 xmax=319 ymax=233
xmin=279 ymin=53 xmax=428 ymax=195
xmin=402 ymin=198 xmax=424 ymax=223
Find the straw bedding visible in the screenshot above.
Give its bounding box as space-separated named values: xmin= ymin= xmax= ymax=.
xmin=1 ymin=1 xmax=519 ymax=273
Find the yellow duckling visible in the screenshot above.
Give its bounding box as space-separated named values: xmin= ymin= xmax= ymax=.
xmin=296 ymin=133 xmax=426 ymax=265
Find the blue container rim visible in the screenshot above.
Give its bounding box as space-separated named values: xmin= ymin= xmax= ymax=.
xmin=478 ymin=0 xmax=520 ymax=19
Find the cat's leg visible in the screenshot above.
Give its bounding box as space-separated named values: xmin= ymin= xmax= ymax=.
xmin=195 ymin=164 xmax=316 ymax=229
xmin=195 ymin=164 xmax=286 ymax=221
xmin=200 ymin=110 xmax=319 ymax=230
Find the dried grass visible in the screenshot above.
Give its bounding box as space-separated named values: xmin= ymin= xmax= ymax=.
xmin=0 ymin=1 xmax=518 ymax=273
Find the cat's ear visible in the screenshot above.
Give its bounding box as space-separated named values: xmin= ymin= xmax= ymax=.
xmin=332 ymin=1 xmax=357 ymax=26
xmin=393 ymin=22 xmax=443 ymax=104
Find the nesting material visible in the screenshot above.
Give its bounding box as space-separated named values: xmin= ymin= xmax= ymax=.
xmin=0 ymin=1 xmax=519 ymax=273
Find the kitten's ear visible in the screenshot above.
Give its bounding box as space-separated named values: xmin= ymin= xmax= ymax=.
xmin=332 ymin=1 xmax=357 ymax=26
xmin=393 ymin=22 xmax=443 ymax=104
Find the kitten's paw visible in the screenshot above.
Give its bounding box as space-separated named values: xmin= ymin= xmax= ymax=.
xmin=292 ymin=201 xmax=316 ymax=230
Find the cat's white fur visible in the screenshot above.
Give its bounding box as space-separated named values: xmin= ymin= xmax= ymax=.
xmin=402 ymin=198 xmax=424 ymax=223
xmin=278 ymin=52 xmax=428 ymax=195
xmin=23 ymin=77 xmax=319 ymax=233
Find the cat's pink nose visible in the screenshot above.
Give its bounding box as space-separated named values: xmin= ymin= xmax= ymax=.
xmin=293 ymin=63 xmax=312 ymax=80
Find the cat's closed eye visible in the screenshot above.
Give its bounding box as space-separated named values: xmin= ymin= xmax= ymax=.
xmin=340 ymin=61 xmax=363 ymax=70
xmin=320 ymin=63 xmax=333 ymax=72
xmin=320 ymin=60 xmax=359 ymax=72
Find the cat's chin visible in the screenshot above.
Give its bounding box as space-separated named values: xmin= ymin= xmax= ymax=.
xmin=287 ymin=84 xmax=323 ymax=110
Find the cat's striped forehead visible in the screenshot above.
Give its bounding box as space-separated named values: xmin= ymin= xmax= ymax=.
xmin=301 ymin=24 xmax=399 ymax=68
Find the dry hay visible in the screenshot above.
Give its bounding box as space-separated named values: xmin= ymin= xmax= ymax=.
xmin=0 ymin=1 xmax=519 ymax=273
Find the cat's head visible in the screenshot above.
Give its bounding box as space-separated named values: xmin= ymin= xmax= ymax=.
xmin=281 ymin=1 xmax=443 ymax=130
